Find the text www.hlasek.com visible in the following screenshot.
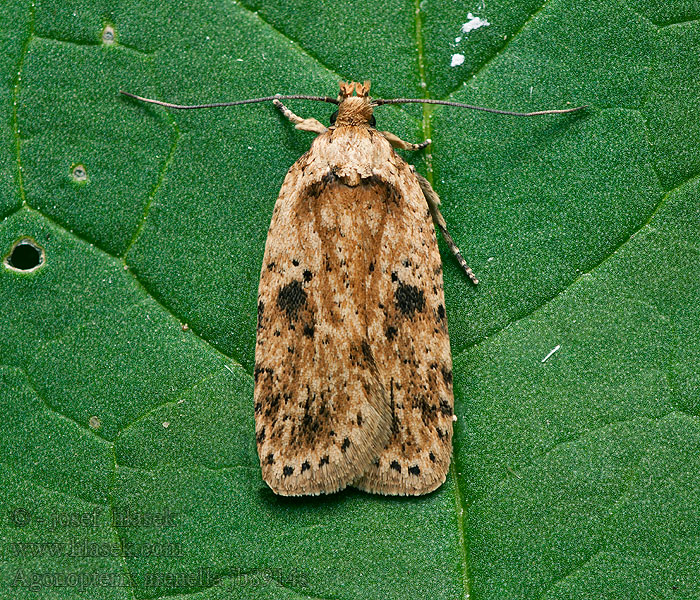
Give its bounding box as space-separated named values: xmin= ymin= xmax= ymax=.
xmin=12 ymin=538 xmax=183 ymax=558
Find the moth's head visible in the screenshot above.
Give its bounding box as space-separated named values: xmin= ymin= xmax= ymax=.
xmin=330 ymin=80 xmax=376 ymax=128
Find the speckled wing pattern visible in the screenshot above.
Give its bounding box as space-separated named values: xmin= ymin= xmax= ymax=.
xmin=255 ymin=125 xmax=453 ymax=496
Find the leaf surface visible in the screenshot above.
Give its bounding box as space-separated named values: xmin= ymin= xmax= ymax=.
xmin=1 ymin=1 xmax=698 ymax=598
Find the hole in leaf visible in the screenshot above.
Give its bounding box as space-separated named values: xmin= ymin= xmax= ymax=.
xmin=72 ymin=164 xmax=87 ymax=182
xmin=102 ymin=25 xmax=115 ymax=45
xmin=4 ymin=238 xmax=45 ymax=272
xmin=89 ymin=416 xmax=101 ymax=429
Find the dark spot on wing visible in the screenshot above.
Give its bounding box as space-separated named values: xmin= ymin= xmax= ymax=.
xmin=390 ymin=460 xmax=401 ymax=472
xmin=395 ymin=282 xmax=425 ymax=317
xmin=266 ymin=453 xmax=275 ymax=465
xmin=264 ymin=393 xmax=281 ymax=419
xmin=389 ymin=380 xmax=400 ymax=435
xmin=441 ymin=366 xmax=453 ymax=386
xmin=363 ymin=173 xmax=380 ymax=186
xmin=341 ymin=437 xmax=350 ymax=451
xmin=439 ymin=398 xmax=453 ymax=416
xmin=292 ymin=258 xmax=300 ymax=266
xmin=319 ymin=455 xmax=330 ymax=467
xmin=303 ymin=269 xmax=313 ymax=282
xmin=413 ymin=394 xmax=438 ymax=425
xmin=322 ymin=168 xmax=338 ymax=185
xmin=283 ymin=465 xmax=294 ymax=476
xmin=408 ymin=465 xmax=420 ymax=476
xmin=256 ymin=427 xmax=266 ymax=443
xmin=303 ymin=323 xmax=315 ymax=338
xmin=257 ymin=300 xmax=264 ymax=329
xmin=277 ymin=280 xmax=306 ymax=320
xmin=385 ymin=325 xmax=397 ymax=341
xmin=429 ymin=452 xmax=436 ymax=462
xmin=361 ymin=341 xmax=377 ymax=370
xmin=301 ymin=461 xmax=310 ymax=472
xmin=437 ymin=304 xmax=445 ymax=320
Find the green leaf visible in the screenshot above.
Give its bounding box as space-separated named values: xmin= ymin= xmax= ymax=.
xmin=1 ymin=0 xmax=698 ymax=598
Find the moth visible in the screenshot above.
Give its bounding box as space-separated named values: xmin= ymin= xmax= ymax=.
xmin=121 ymin=82 xmax=584 ymax=496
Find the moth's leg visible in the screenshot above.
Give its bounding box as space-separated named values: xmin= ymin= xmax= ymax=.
xmin=380 ymin=130 xmax=431 ymax=151
xmin=273 ymin=98 xmax=327 ymax=134
xmin=415 ymin=172 xmax=479 ymax=285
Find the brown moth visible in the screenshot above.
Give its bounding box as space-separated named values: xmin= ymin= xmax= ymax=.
xmin=256 ymin=81 xmax=466 ymax=496
xmin=120 ymin=82 xmax=585 ymax=496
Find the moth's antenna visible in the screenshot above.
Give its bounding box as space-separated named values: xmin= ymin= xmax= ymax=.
xmin=373 ymin=97 xmax=587 ymax=116
xmin=119 ymin=91 xmax=340 ymax=109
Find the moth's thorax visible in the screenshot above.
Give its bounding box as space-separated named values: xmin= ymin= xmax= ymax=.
xmin=334 ymin=96 xmax=374 ymax=127
xmin=307 ymin=125 xmax=398 ymax=187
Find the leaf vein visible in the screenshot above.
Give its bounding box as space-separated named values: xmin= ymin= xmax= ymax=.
xmin=122 ymin=117 xmax=181 ymax=256
xmin=535 ymin=549 xmax=606 ymax=600
xmin=33 ymin=33 xmax=153 ymax=56
xmin=19 ymin=206 xmax=249 ymax=377
xmin=0 ymin=458 xmax=105 ymax=508
xmin=452 ymin=170 xmax=692 ymax=364
xmin=11 ymin=1 xmax=35 ymax=208
xmin=450 ymin=463 xmax=472 ymax=600
xmin=18 ymin=365 xmax=112 ymax=444
xmin=439 ymin=0 xmax=552 ymax=103
xmin=474 ymin=412 xmax=676 ymax=505
xmin=230 ymin=0 xmax=421 ymax=125
xmin=115 ymin=363 xmax=245 ymax=441
xmin=107 ymin=445 xmax=138 ymax=600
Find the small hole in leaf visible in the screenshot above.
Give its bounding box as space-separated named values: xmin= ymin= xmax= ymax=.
xmin=72 ymin=164 xmax=87 ymax=182
xmin=102 ymin=25 xmax=115 ymax=45
xmin=89 ymin=416 xmax=101 ymax=429
xmin=4 ymin=238 xmax=45 ymax=272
